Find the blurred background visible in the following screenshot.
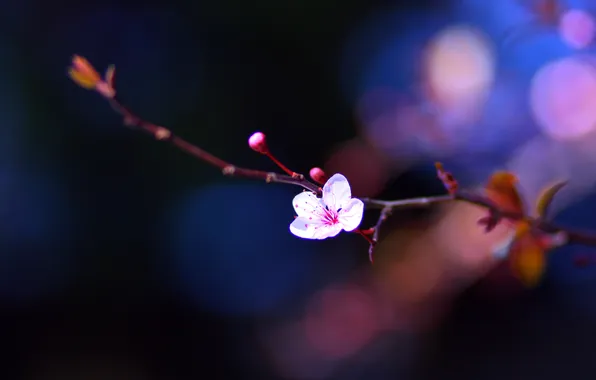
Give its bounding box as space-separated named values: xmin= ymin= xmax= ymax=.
xmin=2 ymin=0 xmax=596 ymax=378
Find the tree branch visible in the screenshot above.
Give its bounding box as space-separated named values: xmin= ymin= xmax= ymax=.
xmin=108 ymin=97 xmax=321 ymax=194
xmin=361 ymin=189 xmax=596 ymax=260
xmin=108 ymin=96 xmax=596 ymax=256
xmin=67 ymin=55 xmax=596 ymax=267
xmin=367 ymin=207 xmax=392 ymax=263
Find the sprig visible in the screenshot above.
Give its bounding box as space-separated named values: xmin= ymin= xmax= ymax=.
xmin=67 ymin=55 xmax=596 ymax=286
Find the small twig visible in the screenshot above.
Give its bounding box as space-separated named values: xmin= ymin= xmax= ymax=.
xmin=355 ymin=229 xmax=375 ymax=246
xmin=361 ymin=190 xmax=596 ymax=249
xmin=361 ymin=194 xmax=454 ymax=209
xmin=367 ymin=207 xmax=393 ymax=263
xmin=67 ymin=55 xmax=596 ymax=267
xmin=108 ymin=98 xmax=321 ymax=194
xmin=105 ymin=96 xmax=596 ymax=251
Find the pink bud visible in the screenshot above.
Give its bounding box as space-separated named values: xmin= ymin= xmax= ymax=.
xmin=248 ymin=132 xmax=268 ymax=154
xmin=309 ymin=167 xmax=328 ymax=185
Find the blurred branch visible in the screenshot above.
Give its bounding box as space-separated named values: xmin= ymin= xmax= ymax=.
xmin=361 ymin=175 xmax=596 ymax=260
xmin=362 ymin=195 xmax=453 ymax=209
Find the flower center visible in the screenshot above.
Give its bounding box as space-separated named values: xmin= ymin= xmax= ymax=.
xmin=322 ymin=205 xmax=339 ymax=225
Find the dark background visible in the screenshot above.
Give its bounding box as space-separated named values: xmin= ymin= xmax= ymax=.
xmin=1 ymin=0 xmax=596 ymax=378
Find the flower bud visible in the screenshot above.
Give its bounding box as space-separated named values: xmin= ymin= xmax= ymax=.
xmin=105 ymin=64 xmax=116 ymax=88
xmin=248 ymin=132 xmax=268 ymax=154
xmin=68 ymin=55 xmax=101 ymax=90
xmin=309 ymin=167 xmax=328 ymax=185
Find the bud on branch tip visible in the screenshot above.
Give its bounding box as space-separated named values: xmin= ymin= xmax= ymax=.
xmin=68 ymin=55 xmax=115 ymax=98
xmin=248 ymin=131 xmax=300 ymax=178
xmin=309 ymin=167 xmax=328 ymax=185
xmin=435 ymin=162 xmax=458 ymax=194
xmin=68 ymin=55 xmax=100 ymax=89
xmin=248 ymin=132 xmax=269 ymax=154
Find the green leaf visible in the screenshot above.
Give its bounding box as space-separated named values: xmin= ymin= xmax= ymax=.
xmin=535 ymin=181 xmax=567 ymax=218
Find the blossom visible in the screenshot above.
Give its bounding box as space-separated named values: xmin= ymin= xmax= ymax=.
xmin=290 ymin=173 xmax=364 ymax=240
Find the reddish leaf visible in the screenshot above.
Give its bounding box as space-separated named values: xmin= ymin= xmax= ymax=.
xmin=508 ymin=225 xmax=546 ymax=287
xmin=435 ymin=162 xmax=458 ymax=194
xmin=485 ymin=171 xmax=525 ymax=215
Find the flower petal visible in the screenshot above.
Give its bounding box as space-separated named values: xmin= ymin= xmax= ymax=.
xmin=485 ymin=171 xmax=525 ymax=215
xmin=72 ymin=55 xmax=101 ymax=81
xmin=290 ymin=217 xmax=342 ymax=240
xmin=322 ymin=173 xmax=352 ymax=210
xmin=509 ymin=236 xmax=546 ymax=287
xmin=506 ymin=223 xmax=546 ymax=287
xmin=338 ymin=198 xmax=364 ymax=232
xmin=491 ymin=229 xmax=516 ymax=260
xmin=68 ymin=68 xmax=98 ymax=89
xmin=292 ymin=192 xmax=325 ymax=218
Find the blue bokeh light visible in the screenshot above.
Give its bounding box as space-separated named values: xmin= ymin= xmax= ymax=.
xmin=166 ymin=183 xmax=321 ymax=316
xmin=453 ymin=0 xmax=530 ymax=39
xmin=340 ymin=8 xmax=450 ymax=106
xmin=548 ymin=195 xmax=596 ymax=283
xmin=454 ymin=0 xmax=578 ymax=77
xmin=547 ymin=193 xmax=596 ymax=312
xmin=40 ymin=6 xmax=203 ymax=134
xmin=464 ymin=77 xmax=534 ymax=154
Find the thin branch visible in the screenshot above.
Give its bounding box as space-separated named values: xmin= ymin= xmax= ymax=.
xmin=367 ymin=207 xmax=392 ymax=263
xmin=361 ymin=190 xmax=596 ymax=252
xmin=109 ymin=93 xmax=596 ymax=251
xmin=107 ymin=96 xmax=596 ymax=252
xmin=361 ymin=194 xmax=453 ymax=209
xmin=67 ymin=55 xmax=596 ymax=265
xmin=107 ymin=98 xmax=321 ymax=194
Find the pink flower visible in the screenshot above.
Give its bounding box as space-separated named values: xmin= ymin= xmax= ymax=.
xmin=290 ymin=174 xmax=364 ymax=239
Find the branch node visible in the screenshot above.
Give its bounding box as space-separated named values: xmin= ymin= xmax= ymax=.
xmin=222 ymin=166 xmax=236 ymax=176
xmin=123 ymin=116 xmax=137 ymax=127
xmin=154 ymin=127 xmax=172 ymax=141
xmin=67 ymin=56 xmax=596 ymax=269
